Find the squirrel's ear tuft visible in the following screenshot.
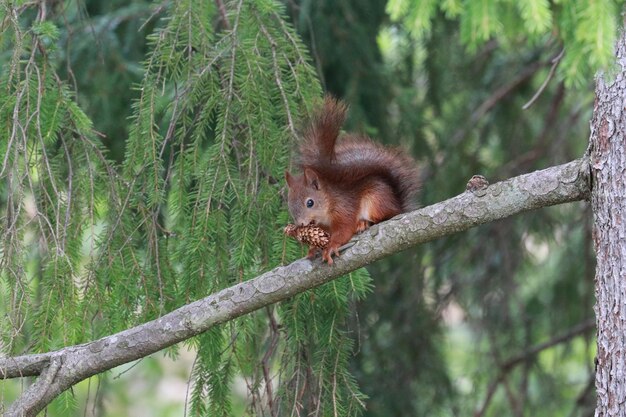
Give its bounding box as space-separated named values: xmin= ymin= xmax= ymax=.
xmin=304 ymin=168 xmax=320 ymax=190
xmin=285 ymin=171 xmax=294 ymax=187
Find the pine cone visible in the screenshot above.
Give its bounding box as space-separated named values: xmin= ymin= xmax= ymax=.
xmin=284 ymin=224 xmax=330 ymax=249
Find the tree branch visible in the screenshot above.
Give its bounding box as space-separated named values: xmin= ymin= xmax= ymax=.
xmin=0 ymin=353 xmax=51 ymax=379
xmin=0 ymin=158 xmax=590 ymax=417
xmin=501 ymin=318 xmax=595 ymax=372
xmin=475 ymin=318 xmax=595 ymax=417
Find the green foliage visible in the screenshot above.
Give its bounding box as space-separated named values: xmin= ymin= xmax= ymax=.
xmin=517 ymin=0 xmax=552 ymax=35
xmin=289 ymin=0 xmax=393 ymax=137
xmin=0 ymin=0 xmax=370 ymax=415
xmin=277 ymin=269 xmax=371 ymax=416
xmin=388 ymin=0 xmax=625 ymax=86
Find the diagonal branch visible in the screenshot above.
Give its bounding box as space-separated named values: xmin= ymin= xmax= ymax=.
xmin=501 ymin=318 xmax=595 ymax=372
xmin=0 ymin=158 xmax=590 ymax=417
xmin=474 ymin=318 xmax=595 ymax=417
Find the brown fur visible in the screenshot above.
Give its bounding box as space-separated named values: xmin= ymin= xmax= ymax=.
xmin=285 ymin=96 xmax=420 ymax=264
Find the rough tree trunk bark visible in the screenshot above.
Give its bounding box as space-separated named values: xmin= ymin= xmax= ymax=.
xmin=592 ymin=34 xmax=626 ymax=417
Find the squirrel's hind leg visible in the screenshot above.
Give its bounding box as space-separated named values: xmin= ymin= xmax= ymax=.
xmin=356 ymin=220 xmax=372 ymax=233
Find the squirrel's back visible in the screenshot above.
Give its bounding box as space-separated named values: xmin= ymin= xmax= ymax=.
xmin=298 ymin=96 xmax=420 ymax=211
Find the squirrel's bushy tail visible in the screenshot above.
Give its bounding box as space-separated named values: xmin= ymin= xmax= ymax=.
xmin=300 ymin=96 xmax=347 ymax=164
xmin=297 ymin=95 xmax=421 ymax=211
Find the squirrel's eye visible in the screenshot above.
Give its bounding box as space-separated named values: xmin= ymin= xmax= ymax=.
xmin=306 ymin=199 xmax=314 ymax=208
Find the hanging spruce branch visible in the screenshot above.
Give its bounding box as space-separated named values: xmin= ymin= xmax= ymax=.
xmin=387 ymin=0 xmax=623 ymax=87
xmin=0 ymin=0 xmax=372 ymax=414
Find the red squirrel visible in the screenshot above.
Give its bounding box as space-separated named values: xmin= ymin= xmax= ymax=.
xmin=285 ymin=96 xmax=420 ymax=264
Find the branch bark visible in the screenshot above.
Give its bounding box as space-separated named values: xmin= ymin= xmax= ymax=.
xmin=1 ymin=158 xmax=590 ymax=417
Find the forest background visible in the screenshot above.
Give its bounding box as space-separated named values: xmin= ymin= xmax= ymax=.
xmin=0 ymin=0 xmax=621 ymax=416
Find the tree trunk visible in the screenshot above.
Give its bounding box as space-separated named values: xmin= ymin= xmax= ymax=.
xmin=592 ymin=34 xmax=626 ymax=417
